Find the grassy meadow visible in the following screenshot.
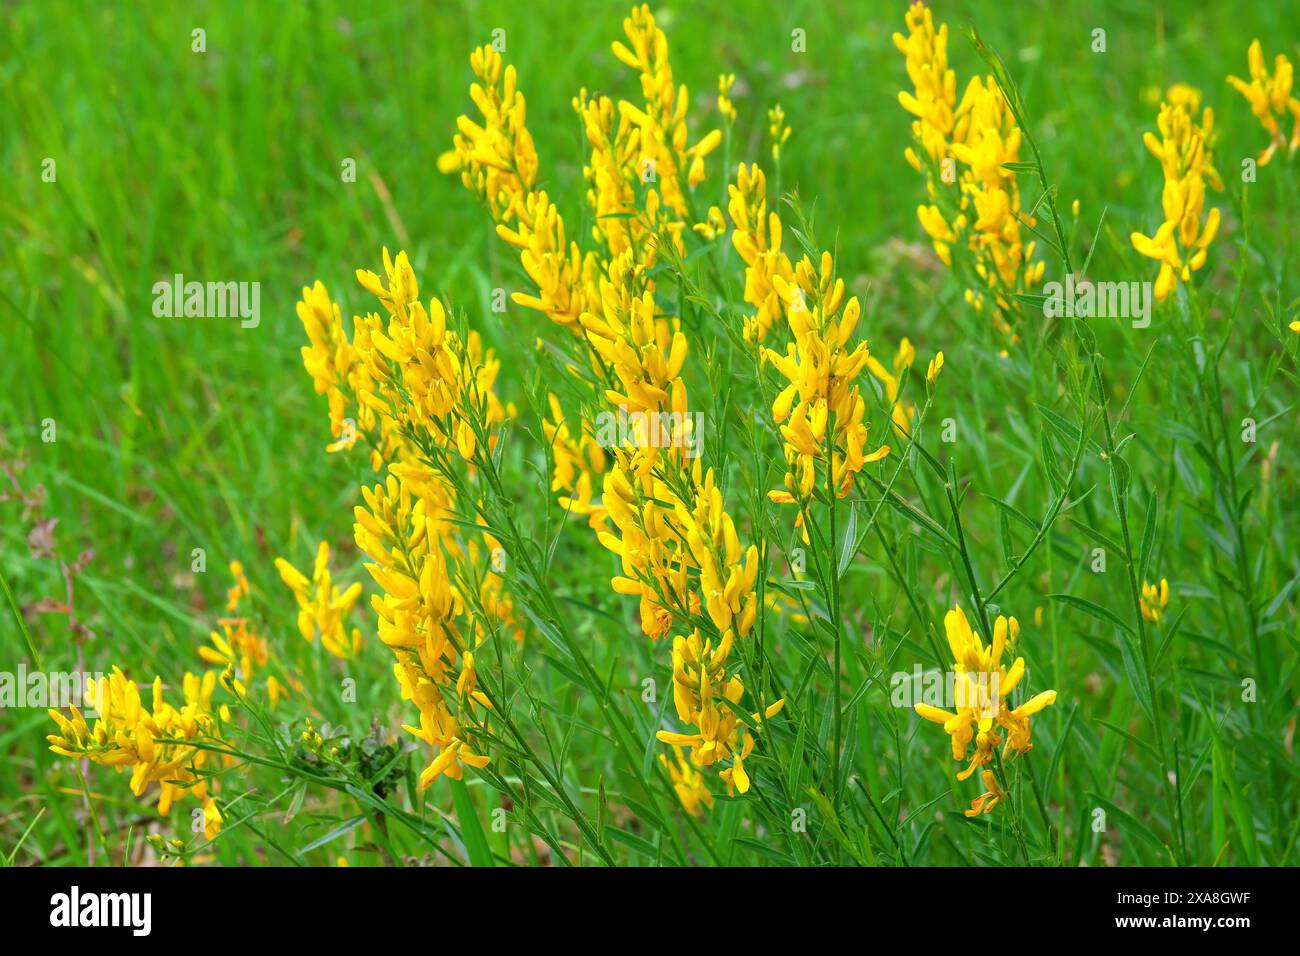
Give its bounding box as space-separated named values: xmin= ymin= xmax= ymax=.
xmin=1 ymin=0 xmax=1298 ymax=867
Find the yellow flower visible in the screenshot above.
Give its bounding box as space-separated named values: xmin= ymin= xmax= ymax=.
xmin=867 ymin=338 xmax=919 ymax=438
xmin=893 ymin=1 xmax=956 ymax=169
xmin=200 ymin=617 xmax=268 ymax=685
xmin=660 ymin=746 xmax=714 ymax=816
xmin=442 ymin=5 xmax=781 ymax=794
xmin=727 ymin=163 xmax=795 ymax=343
xmin=692 ymin=205 xmax=727 ymax=241
xmin=442 ymin=45 xmax=538 ymax=224
xmin=764 ymin=253 xmax=890 ymax=524
xmin=717 ymin=73 xmax=737 ymax=125
xmin=927 ymin=350 xmax=944 ymax=385
xmin=611 ymin=4 xmax=722 ymax=202
xmin=543 ymin=393 xmax=609 ymax=532
xmin=1227 ymin=40 xmax=1300 ymax=166
xmin=655 ymin=630 xmax=785 ymax=795
xmin=225 ymin=560 xmax=249 ymax=611
xmin=768 ymin=103 xmax=791 ymax=162
xmin=296 ymin=280 xmax=377 ymax=460
xmin=1140 ymin=578 xmax=1171 ymax=624
xmin=292 ymin=250 xmax=523 ymax=788
xmin=896 ymin=3 xmax=1042 ymax=336
xmin=202 ymin=797 xmax=223 ymax=840
xmin=1130 ymin=88 xmax=1222 ymax=302
xmin=266 ymin=675 xmax=285 ymax=710
xmin=965 ymin=770 xmax=1003 ymax=817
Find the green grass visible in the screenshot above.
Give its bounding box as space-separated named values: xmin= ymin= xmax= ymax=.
xmin=2 ymin=0 xmax=1298 ymax=866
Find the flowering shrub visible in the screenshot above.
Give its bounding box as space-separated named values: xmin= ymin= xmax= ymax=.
xmin=14 ymin=1 xmax=1300 ymax=872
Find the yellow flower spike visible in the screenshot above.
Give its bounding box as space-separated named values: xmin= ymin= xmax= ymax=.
xmin=660 ymin=747 xmax=715 ymax=816
xmin=1228 ymin=40 xmax=1300 ymax=166
xmin=300 ymin=261 xmax=519 ymax=783
xmin=927 ymin=351 xmax=944 ymax=385
xmin=1132 ymin=88 xmax=1221 ymax=301
xmin=1140 ymin=577 xmax=1171 ymax=624
xmin=965 ymin=770 xmax=1004 ymax=817
xmin=434 ymin=7 xmax=779 ymax=795
xmin=717 ymin=73 xmax=737 ymax=125
xmin=768 ymin=104 xmax=791 ymax=162
xmin=277 ymin=541 xmax=366 ymax=659
xmin=727 ymin=163 xmax=796 ymax=343
xmin=763 ymin=256 xmax=888 ymax=520
xmin=896 ymin=3 xmax=1040 ymax=337
xmin=916 ymin=605 xmax=1057 ymax=813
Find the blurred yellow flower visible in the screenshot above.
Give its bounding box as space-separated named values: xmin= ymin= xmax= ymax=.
xmin=895 ymin=2 xmax=1044 ymax=336
xmin=275 ymin=541 xmax=364 ymax=660
xmin=718 ymin=73 xmax=737 ymax=124
xmin=1227 ymin=40 xmax=1300 ymax=166
xmin=1131 ymin=87 xmax=1222 ymax=302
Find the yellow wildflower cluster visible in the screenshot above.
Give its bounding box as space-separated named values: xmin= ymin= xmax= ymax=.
xmin=729 ymin=161 xmax=925 ymax=501
xmin=1130 ymin=85 xmax=1222 ymax=302
xmin=1228 ymin=40 xmax=1300 ymax=167
xmin=275 ymin=541 xmax=364 ymax=659
xmin=294 ymin=250 xmax=517 ymax=789
xmin=438 ymin=45 xmax=538 ymax=224
xmin=48 ymin=668 xmax=224 ymax=839
xmin=609 ymin=5 xmax=721 ymax=213
xmin=764 ymin=253 xmax=890 ymax=522
xmin=43 ymin=555 xmax=320 ymax=840
xmin=201 ymin=619 xmax=270 ymax=701
xmin=915 ymin=606 xmax=1056 ymax=817
xmin=443 ymin=6 xmax=780 ymax=796
xmin=542 ymin=394 xmax=610 ymax=532
xmin=657 ymin=630 xmax=784 ymax=793
xmin=895 ymin=1 xmax=1044 ymax=334
xmin=728 ymin=163 xmax=794 ymax=344
xmin=296 ymin=281 xmax=386 ymax=465
xmin=895 ymin=2 xmax=955 ymax=171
